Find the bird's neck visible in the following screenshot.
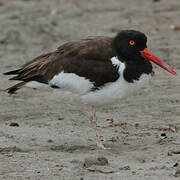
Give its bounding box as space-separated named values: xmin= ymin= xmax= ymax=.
xmin=123 ymin=58 xmax=154 ymax=83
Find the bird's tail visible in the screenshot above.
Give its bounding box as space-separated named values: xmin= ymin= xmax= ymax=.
xmin=3 ymin=69 xmax=26 ymax=94
xmin=3 ymin=53 xmax=51 ymax=94
xmin=4 ymin=82 xmax=26 ymax=94
xmin=3 ymin=69 xmax=21 ymax=76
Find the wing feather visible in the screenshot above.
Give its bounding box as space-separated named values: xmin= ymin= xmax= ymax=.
xmin=4 ymin=36 xmax=119 ymax=93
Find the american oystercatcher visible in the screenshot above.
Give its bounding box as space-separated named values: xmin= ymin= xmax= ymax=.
xmin=4 ymin=30 xmax=178 ymax=149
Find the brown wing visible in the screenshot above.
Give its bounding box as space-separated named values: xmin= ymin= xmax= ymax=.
xmin=4 ymin=36 xmax=119 ymax=93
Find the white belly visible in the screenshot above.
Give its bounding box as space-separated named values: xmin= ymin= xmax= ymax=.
xmin=81 ymin=57 xmax=152 ymax=106
xmin=81 ymin=73 xmax=152 ymax=106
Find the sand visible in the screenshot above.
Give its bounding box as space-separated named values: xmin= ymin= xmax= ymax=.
xmin=0 ymin=0 xmax=180 ymax=179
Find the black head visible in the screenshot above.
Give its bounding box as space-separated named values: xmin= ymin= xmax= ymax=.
xmin=113 ymin=30 xmax=147 ymax=61
xmin=112 ymin=29 xmax=178 ymax=77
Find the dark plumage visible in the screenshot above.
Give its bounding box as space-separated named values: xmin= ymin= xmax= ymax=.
xmin=4 ymin=37 xmax=119 ymax=93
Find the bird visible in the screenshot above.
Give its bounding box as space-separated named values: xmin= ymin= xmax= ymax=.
xmin=4 ymin=30 xmax=178 ymax=149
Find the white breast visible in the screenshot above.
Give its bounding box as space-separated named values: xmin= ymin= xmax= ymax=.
xmin=81 ymin=57 xmax=152 ymax=106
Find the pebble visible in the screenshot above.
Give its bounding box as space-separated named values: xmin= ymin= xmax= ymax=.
xmin=161 ymin=133 xmax=167 ymax=137
xmin=173 ymin=163 xmax=179 ymax=167
xmin=83 ymin=156 xmax=108 ymax=168
xmin=119 ymin=166 xmax=130 ymax=170
xmin=47 ymin=139 xmax=54 ymax=143
xmin=9 ymin=122 xmax=19 ymax=127
xmin=160 ymin=133 xmax=167 ymax=140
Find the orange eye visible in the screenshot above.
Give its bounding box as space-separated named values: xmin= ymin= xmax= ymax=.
xmin=129 ymin=40 xmax=135 ymax=46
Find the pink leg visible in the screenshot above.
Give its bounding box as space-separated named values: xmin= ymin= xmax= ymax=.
xmin=90 ymin=106 xmax=106 ymax=149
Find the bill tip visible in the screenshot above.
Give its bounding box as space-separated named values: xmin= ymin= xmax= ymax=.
xmin=173 ymin=71 xmax=178 ymax=76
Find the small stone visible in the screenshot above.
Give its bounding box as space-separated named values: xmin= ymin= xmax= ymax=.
xmin=119 ymin=166 xmax=131 ymax=170
xmin=161 ymin=133 xmax=166 ymax=137
xmin=153 ymin=0 xmax=160 ymax=2
xmin=58 ymin=117 xmax=64 ymax=120
xmin=173 ymin=163 xmax=179 ymax=167
xmin=9 ymin=122 xmax=19 ymax=127
xmin=106 ymin=118 xmax=114 ymax=123
xmin=47 ymin=139 xmax=53 ymax=143
xmin=134 ymin=123 xmax=139 ymax=128
xmin=84 ymin=156 xmax=108 ymax=168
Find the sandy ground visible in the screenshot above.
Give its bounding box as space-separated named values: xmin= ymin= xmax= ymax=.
xmin=0 ymin=0 xmax=180 ymax=179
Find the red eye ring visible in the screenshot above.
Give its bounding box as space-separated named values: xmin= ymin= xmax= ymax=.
xmin=129 ymin=40 xmax=135 ymax=46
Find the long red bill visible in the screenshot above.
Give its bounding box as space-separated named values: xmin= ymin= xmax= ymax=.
xmin=140 ymin=48 xmax=178 ymax=76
